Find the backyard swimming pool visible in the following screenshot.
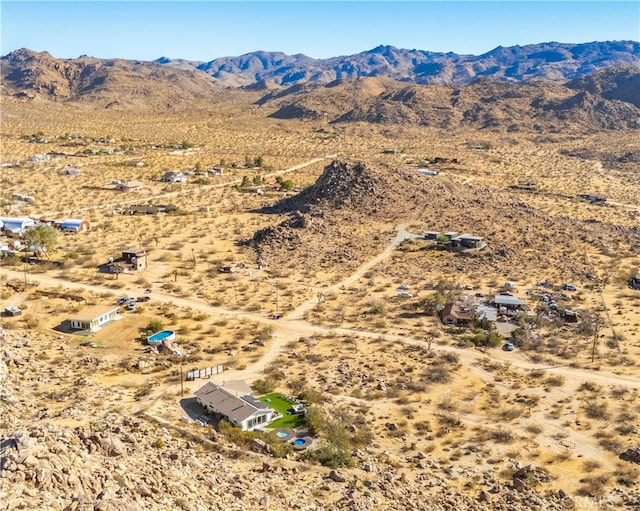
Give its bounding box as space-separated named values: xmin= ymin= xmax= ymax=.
xmin=147 ymin=330 xmax=175 ymax=345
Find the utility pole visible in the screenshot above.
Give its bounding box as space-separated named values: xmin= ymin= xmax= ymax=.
xmin=23 ymin=262 xmax=28 ymax=287
xmin=591 ymin=320 xmax=600 ymax=363
xmin=191 ymin=248 xmax=196 ymax=268
xmin=275 ymin=281 xmax=279 ymax=315
xmin=180 ymin=357 xmax=184 ymax=397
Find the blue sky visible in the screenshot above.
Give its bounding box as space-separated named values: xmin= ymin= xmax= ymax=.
xmin=2 ymin=1 xmax=639 ymax=61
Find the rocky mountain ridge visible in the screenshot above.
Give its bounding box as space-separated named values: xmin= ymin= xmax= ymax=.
xmin=259 ymin=67 xmax=640 ymax=131
xmin=157 ymin=41 xmax=640 ymax=87
xmin=3 ymin=48 xmax=639 ymax=132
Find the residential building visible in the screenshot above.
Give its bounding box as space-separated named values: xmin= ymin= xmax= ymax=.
xmin=195 ymin=382 xmax=278 ymax=431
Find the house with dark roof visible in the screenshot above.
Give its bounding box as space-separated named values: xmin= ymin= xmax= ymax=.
xmin=195 ymin=382 xmax=278 ymax=431
xmin=439 ymin=302 xmax=474 ymax=326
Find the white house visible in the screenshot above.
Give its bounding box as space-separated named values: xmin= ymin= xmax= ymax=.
xmin=0 ymin=217 xmax=35 ymax=235
xmin=195 ymin=382 xmax=278 ymax=431
xmin=68 ymin=305 xmax=120 ymax=331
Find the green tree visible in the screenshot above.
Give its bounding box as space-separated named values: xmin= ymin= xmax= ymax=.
xmin=279 ymin=179 xmax=293 ymax=191
xmin=254 ymin=155 xmax=264 ymax=168
xmin=419 ymin=292 xmax=445 ymax=315
xmin=241 ymin=175 xmax=251 ymax=188
xmin=145 ymin=319 xmax=165 ymax=334
xmin=195 ymin=161 xmax=202 ymax=172
xmin=22 ymin=225 xmax=57 ymax=259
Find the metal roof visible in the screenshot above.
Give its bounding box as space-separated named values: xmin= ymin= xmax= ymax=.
xmin=493 ymin=295 xmax=525 ymax=306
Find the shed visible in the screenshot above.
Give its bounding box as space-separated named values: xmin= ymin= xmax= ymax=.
xmin=424 ymin=231 xmax=440 ymax=240
xmin=60 ymin=218 xmax=90 ymax=232
xmin=5 ymin=306 xmax=22 ymax=317
xmin=69 ymin=305 xmax=120 ymax=331
xmin=457 ymin=234 xmax=484 ymax=249
xmin=0 ymin=217 xmax=35 ymax=234
xmin=493 ymin=295 xmax=525 ymax=309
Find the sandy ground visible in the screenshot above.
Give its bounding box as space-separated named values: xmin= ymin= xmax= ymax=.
xmin=1 ymin=102 xmax=639 ymax=500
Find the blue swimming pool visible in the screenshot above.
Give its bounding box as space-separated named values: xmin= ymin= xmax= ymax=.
xmin=147 ymin=330 xmax=175 ymax=345
xmin=292 ymin=438 xmax=305 ymax=445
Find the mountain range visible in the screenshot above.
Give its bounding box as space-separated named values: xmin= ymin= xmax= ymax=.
xmin=2 ymin=42 xmax=640 ymax=132
xmin=156 ymin=40 xmax=640 ymax=87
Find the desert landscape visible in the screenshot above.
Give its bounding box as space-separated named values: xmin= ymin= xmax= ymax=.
xmin=1 ymin=46 xmax=639 ymax=510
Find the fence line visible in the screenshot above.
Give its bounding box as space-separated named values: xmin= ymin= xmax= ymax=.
xmin=186 ymin=364 xmax=225 ymax=381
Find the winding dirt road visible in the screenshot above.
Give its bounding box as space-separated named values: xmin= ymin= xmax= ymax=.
xmin=2 ymin=224 xmax=638 ymax=392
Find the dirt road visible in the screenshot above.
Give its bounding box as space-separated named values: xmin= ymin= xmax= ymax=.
xmin=40 ymin=155 xmax=336 ymax=217
xmin=2 ymin=223 xmax=638 ymax=393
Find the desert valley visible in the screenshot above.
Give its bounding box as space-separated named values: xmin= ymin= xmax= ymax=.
xmin=1 ymin=43 xmax=640 ymax=510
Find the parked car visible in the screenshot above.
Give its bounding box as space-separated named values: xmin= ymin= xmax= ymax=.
xmin=502 ymin=342 xmax=515 ymax=352
xmin=397 ymin=291 xmax=414 ymax=298
xmin=562 ymin=284 xmax=578 ymax=291
xmin=117 ymin=297 xmax=133 ymax=305
xmin=126 ymin=302 xmax=137 ymax=311
xmin=136 ymin=296 xmax=150 ymax=302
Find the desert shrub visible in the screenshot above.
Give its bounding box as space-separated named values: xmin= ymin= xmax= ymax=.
xmin=525 ymin=423 xmax=543 ymax=434
xmin=305 ymin=406 xmax=326 ymax=436
xmin=500 ymin=406 xmax=524 ymax=421
xmin=299 ymin=388 xmax=323 ymax=404
xmin=306 ymin=442 xmax=353 ymax=468
xmin=424 ymin=366 xmax=451 ymax=384
xmin=583 ymin=401 xmax=609 ymax=420
xmin=576 ymin=474 xmax=610 ymax=496
xmin=218 ymin=420 xmax=256 ymax=448
xmin=578 ymin=381 xmax=601 ymax=392
xmin=251 ymin=376 xmax=278 ymax=395
xmin=544 ymin=375 xmax=566 ymax=387
xmin=491 ymin=429 xmax=514 ymax=443
xmin=369 ymin=300 xmax=387 ymax=316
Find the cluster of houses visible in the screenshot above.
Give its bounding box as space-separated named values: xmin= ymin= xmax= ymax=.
xmin=0 ymin=217 xmax=90 ymax=236
xmin=424 ymin=231 xmax=485 ymax=251
xmin=439 ymin=293 xmax=527 ymax=326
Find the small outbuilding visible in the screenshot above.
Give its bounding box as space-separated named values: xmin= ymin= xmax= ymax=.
xmin=0 ymin=217 xmax=36 ymax=235
xmin=493 ymin=295 xmax=525 ymax=309
xmin=60 ymin=218 xmax=90 ymax=232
